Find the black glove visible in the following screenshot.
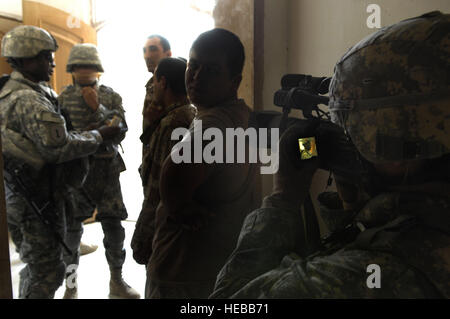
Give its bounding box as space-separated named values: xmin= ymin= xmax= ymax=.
xmin=96 ymin=125 xmax=121 ymax=141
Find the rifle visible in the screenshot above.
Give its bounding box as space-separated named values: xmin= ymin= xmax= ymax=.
xmin=3 ymin=162 xmax=72 ymax=256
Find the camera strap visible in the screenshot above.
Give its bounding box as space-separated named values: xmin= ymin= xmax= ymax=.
xmin=302 ymin=193 xmax=322 ymax=255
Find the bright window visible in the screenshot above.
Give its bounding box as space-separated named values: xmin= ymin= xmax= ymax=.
xmin=95 ymin=0 xmax=215 ymax=220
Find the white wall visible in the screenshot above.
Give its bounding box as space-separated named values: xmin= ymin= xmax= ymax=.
xmin=214 ymin=0 xmax=255 ymax=108
xmin=262 ymin=0 xmax=288 ymax=112
xmin=287 ymin=0 xmax=450 ymax=76
xmin=0 ymin=0 xmax=92 ymax=23
xmin=0 ymin=0 xmax=22 ymax=20
xmin=261 ymin=0 xmax=450 ymax=234
xmin=258 ymin=0 xmax=288 ymax=199
xmin=27 ymin=0 xmax=91 ymax=24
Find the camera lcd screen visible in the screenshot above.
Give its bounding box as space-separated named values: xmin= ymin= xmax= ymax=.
xmin=298 ymin=137 xmax=318 ymax=160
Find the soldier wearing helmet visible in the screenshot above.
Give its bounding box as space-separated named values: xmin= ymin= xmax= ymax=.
xmin=0 ymin=26 xmax=120 ymax=299
xmin=210 ymin=11 xmax=450 ymax=298
xmin=57 ymin=43 xmax=140 ymax=299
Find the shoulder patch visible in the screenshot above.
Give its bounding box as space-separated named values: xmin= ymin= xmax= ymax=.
xmin=35 ymin=110 xmax=67 ymax=147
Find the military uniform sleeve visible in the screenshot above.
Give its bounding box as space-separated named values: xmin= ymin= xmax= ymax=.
xmin=213 ymin=193 xmax=428 ymax=299
xmin=131 ymin=202 xmax=156 ymax=265
xmin=132 ymin=112 xmax=193 ymax=264
xmin=110 ymin=92 xmax=127 ymax=145
xmin=152 ymin=114 xmax=192 ymax=173
xmin=210 ymin=194 xmax=306 ymax=298
xmin=229 ymin=246 xmax=424 ymax=298
xmin=16 ymin=92 xmax=102 ymax=163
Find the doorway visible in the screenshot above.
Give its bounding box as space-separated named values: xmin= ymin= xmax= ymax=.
xmin=3 ymin=0 xmax=216 ymax=298
xmin=95 ymin=0 xmax=215 ymax=221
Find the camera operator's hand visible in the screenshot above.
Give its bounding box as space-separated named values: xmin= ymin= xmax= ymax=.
xmin=273 ymin=121 xmax=320 ymax=206
xmin=96 ymin=125 xmax=121 ymax=141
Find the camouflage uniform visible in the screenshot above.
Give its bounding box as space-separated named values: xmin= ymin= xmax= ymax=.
xmin=142 ymin=77 xmax=154 ymax=132
xmin=138 ymin=76 xmax=153 ymax=196
xmin=58 ymin=43 xmax=138 ymax=298
xmin=131 ymin=102 xmax=196 ymax=265
xmin=132 ymin=71 xmax=158 ymax=265
xmin=211 ymin=190 xmax=450 ymax=298
xmin=0 ymin=26 xmax=103 ymax=298
xmin=210 ymin=11 xmax=450 ymax=299
xmin=58 ymin=82 xmax=128 ymax=272
xmin=139 ymin=76 xmax=154 ymax=194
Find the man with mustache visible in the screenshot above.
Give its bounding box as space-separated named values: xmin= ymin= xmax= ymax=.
xmin=146 ymin=28 xmax=258 ymax=298
xmin=132 ymin=35 xmax=173 ymax=264
xmin=141 ymin=35 xmax=172 ymax=142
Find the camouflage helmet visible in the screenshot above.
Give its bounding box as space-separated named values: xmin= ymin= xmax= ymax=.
xmin=1 ymin=25 xmax=58 ymax=58
xmin=329 ymin=11 xmax=450 ymax=164
xmin=66 ymin=43 xmax=104 ymax=72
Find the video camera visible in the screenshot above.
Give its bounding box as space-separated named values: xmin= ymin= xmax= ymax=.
xmin=251 ymin=74 xmax=365 ymax=183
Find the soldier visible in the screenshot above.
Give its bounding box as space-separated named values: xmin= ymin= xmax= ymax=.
xmin=131 ymin=57 xmax=196 ymax=266
xmin=210 ymin=11 xmax=450 ymax=298
xmin=0 ymin=25 xmax=119 ymax=298
xmin=58 ymin=43 xmax=139 ymax=299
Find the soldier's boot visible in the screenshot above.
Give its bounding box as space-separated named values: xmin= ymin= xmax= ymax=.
xmin=62 ymin=279 xmax=78 ymax=299
xmin=109 ymin=268 xmax=140 ymax=299
xmin=79 ymin=241 xmax=98 ymax=256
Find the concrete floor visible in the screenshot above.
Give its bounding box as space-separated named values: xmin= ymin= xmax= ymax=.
xmin=9 ymin=220 xmax=146 ymax=299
